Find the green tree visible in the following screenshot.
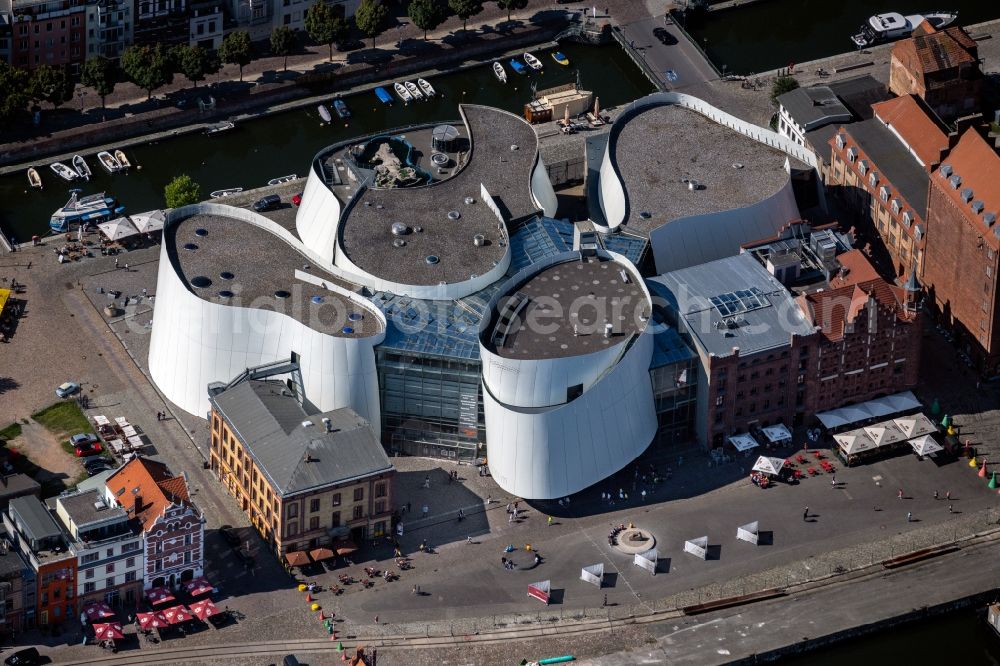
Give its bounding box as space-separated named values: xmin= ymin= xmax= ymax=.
xmin=770 ymin=74 xmax=799 ymax=104
xmin=164 ymin=174 xmax=201 ymax=208
xmin=0 ymin=61 xmax=30 ymax=126
xmin=28 ymin=65 xmax=75 ymax=109
xmin=449 ymin=0 xmax=482 ymax=34
xmin=495 ymin=0 xmax=526 ymax=22
xmin=176 ymin=45 xmax=219 ymax=87
xmin=355 ymin=0 xmax=389 ymax=50
xmin=81 ymin=57 xmax=118 ymax=108
xmin=219 ymin=31 xmax=253 ymax=82
xmin=121 ymin=44 xmax=174 ymax=100
xmin=305 ymin=2 xmax=348 ymax=62
xmin=270 ymin=26 xmax=297 ymax=72
xmin=408 ymin=0 xmax=446 ymax=41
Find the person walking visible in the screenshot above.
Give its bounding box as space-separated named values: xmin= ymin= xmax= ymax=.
xmin=602 ymin=594 xmax=608 ymax=607
xmin=467 ymin=535 xmax=473 ymax=544
xmin=897 ymin=488 xmax=904 ymax=500
xmin=948 ymin=504 xmax=954 ymax=514
xmin=945 ymin=490 xmax=951 ymax=501
xmin=934 ymin=490 xmax=939 ymax=500
xmin=803 ymin=506 xmax=809 ymax=521
xmin=831 ymin=477 xmax=837 ymax=487
xmin=547 ymin=516 xmax=553 ymax=527
xmin=421 ymin=504 xmax=428 ymax=518
xmin=115 ymin=257 xmax=119 ymax=269
xmin=906 ymin=512 xmax=912 ymax=523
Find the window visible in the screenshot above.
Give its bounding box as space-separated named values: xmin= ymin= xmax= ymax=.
xmin=123 ymin=541 xmax=140 ymax=553
xmin=105 ymin=563 xmax=115 ymax=574
xmin=309 ymin=516 xmax=319 ymax=530
xmin=353 ymin=488 xmax=363 ymax=502
xmin=375 ymin=482 xmax=386 ymax=498
xmin=715 ymin=394 xmax=724 ymax=406
xmin=106 ymin=548 xmax=114 ymax=557
xmin=105 ymin=577 xmax=115 ymax=589
xmin=310 ymin=499 xmax=320 ymax=513
xmin=185 ymin=534 xmax=192 ymax=546
xmin=331 ymin=493 xmax=341 ymax=507
xmin=331 ymin=512 xmax=341 ymax=528
xmin=283 ymin=13 xmax=290 ymax=24
xmin=85 ymin=569 xmax=95 ymax=580
xmin=287 ymin=503 xmax=298 ymax=519
xmin=155 ymin=559 xmax=162 ymax=572
xmin=353 ymin=506 xmax=363 ymax=520
xmin=287 ymin=522 xmax=298 ymax=537
xmin=82 ymin=552 xmax=99 ymax=564
xmin=184 ymin=552 xmax=191 ymax=564
xmin=126 ymin=557 xmax=135 ymax=568
xmin=84 ymin=582 xmax=96 ymax=593
xmin=125 ymin=571 xmax=136 ymax=583
xmin=374 ymin=500 xmax=385 ymax=514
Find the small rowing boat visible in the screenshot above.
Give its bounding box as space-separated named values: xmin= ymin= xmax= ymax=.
xmin=210 ymin=188 xmax=243 ymax=198
xmin=51 ymin=162 xmax=78 ymax=181
xmin=98 ymin=151 xmax=122 ymax=174
xmin=523 ymin=52 xmax=543 ymax=70
xmin=114 ymin=150 xmax=131 ymax=170
xmin=493 ymin=61 xmax=507 ymax=83
xmin=375 ymin=87 xmax=393 ymax=105
xmin=509 ymin=58 xmax=526 ymax=74
xmin=418 ymin=78 xmax=436 ymax=98
xmin=333 ymin=99 xmax=351 ymax=119
xmin=404 ymin=80 xmax=423 ymax=101
xmin=318 ymin=105 xmax=332 ymax=123
xmin=27 ymin=167 xmax=42 ymax=190
xmin=268 ymin=174 xmax=298 ymax=186
xmin=72 ymin=155 xmax=92 ymax=181
xmin=394 ymin=82 xmax=413 ymax=103
xmin=205 ymin=120 xmax=236 ymax=135
xmin=552 ymin=51 xmax=569 ymax=66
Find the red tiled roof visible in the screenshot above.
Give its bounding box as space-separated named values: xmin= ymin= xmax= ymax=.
xmin=933 ymin=129 xmax=1000 ymax=244
xmin=106 ymin=458 xmax=192 ymax=532
xmin=893 ymin=25 xmax=977 ymax=76
xmin=872 ymin=95 xmax=949 ymax=169
xmin=801 ymin=278 xmax=909 ymax=342
xmin=828 ymin=249 xmax=881 ymax=287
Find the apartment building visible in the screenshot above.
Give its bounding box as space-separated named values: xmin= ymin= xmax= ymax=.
xmin=4 ymin=0 xmax=87 ymax=71
xmin=84 ymin=0 xmax=131 ymax=60
xmin=889 ymin=24 xmax=981 ymax=122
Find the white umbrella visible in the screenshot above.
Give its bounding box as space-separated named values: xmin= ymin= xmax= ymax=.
xmin=728 ymin=433 xmax=759 ymax=452
xmin=909 ymin=435 xmax=942 ymax=456
xmin=752 ymin=456 xmax=785 ymax=476
xmin=834 ymin=430 xmax=876 ymax=455
xmin=130 ymin=209 xmax=166 ymax=234
xmin=97 ymin=217 xmax=140 ymax=241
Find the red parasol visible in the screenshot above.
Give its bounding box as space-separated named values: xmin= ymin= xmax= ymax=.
xmin=82 ymin=601 xmax=116 ymax=621
xmin=93 ymin=622 xmax=125 ymax=640
xmin=146 ymin=586 xmax=176 ymax=606
xmin=184 ymin=576 xmax=214 ymax=597
xmin=136 ymin=612 xmax=169 ymax=630
xmin=162 ymin=605 xmax=193 ymax=624
xmin=189 ymin=598 xmax=220 ymax=621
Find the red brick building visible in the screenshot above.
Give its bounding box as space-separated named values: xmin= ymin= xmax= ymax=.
xmin=889 ymin=24 xmax=981 ymax=121
xmin=921 ymin=129 xmax=1000 ymax=374
xmin=7 ymin=0 xmax=87 ymax=71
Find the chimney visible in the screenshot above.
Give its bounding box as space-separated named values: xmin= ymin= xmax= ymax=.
xmin=134 ymin=495 xmax=142 ymax=511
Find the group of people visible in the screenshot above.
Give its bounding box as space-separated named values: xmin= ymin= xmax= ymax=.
xmin=608 ymin=523 xmax=627 ymax=546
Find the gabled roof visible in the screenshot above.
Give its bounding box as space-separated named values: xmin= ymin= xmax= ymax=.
xmin=932 ymin=129 xmax=1000 ymax=246
xmin=800 ymin=278 xmax=909 ymax=342
xmin=893 ymin=25 xmax=977 ymax=78
xmin=778 ymin=86 xmax=851 ymax=130
xmin=838 ymin=119 xmax=930 ymax=217
xmin=872 ymin=95 xmax=950 ymax=169
xmin=106 ymin=458 xmax=193 ymax=532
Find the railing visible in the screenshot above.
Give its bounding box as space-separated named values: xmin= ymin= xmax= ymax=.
xmin=610 ymin=28 xmax=667 ymax=92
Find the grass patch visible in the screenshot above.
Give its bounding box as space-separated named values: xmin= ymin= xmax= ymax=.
xmin=32 ymin=401 xmax=91 ymax=437
xmin=0 ymin=423 xmax=22 ymax=442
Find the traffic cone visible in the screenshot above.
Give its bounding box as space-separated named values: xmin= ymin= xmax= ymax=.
xmin=988 ymin=472 xmax=997 ymax=489
xmin=319 ymin=610 xmax=325 ymax=621
xmin=979 ymin=459 xmax=988 ymax=477
xmin=306 ymin=593 xmax=313 ymax=603
xmin=969 ymin=456 xmax=977 ymax=468
xmin=337 ymin=641 xmax=344 ymax=652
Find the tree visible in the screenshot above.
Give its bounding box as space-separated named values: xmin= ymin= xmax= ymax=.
xmin=176 ymin=45 xmax=219 ymax=88
xmin=770 ymin=75 xmax=799 ymax=104
xmin=449 ymin=0 xmax=482 ymax=34
xmin=0 ymin=61 xmax=30 ymax=126
xmin=121 ymin=44 xmax=174 ymax=100
xmin=219 ymin=31 xmax=253 ymax=82
xmin=305 ymin=2 xmax=348 ymax=62
xmin=495 ymin=0 xmax=526 ymax=22
xmin=28 ymin=65 xmax=75 ymax=109
xmin=81 ymin=57 xmax=118 ymax=109
xmin=270 ymin=26 xmax=297 ymax=72
xmin=164 ymin=174 xmax=201 ymax=208
xmin=355 ymin=0 xmax=389 ymax=50
xmin=409 ymin=0 xmax=446 ymax=41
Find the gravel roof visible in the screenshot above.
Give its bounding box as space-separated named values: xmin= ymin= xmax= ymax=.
xmin=488 ymin=255 xmax=649 ymax=360
xmin=166 ymin=212 xmax=381 ymax=339
xmin=612 ymin=104 xmax=791 ymax=237
xmin=339 ymin=105 xmax=541 ymax=287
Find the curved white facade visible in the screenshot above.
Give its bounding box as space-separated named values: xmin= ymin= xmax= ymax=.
xmin=530 ymin=160 xmax=558 ymax=219
xmin=148 ymin=204 xmax=385 ymax=431
xmin=295 ymin=161 xmax=343 ymax=265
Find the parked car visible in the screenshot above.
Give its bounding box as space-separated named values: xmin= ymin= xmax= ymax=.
xmin=252 ymin=195 xmax=281 ymax=212
xmin=74 ymin=441 xmax=102 ymax=457
xmin=653 ymin=27 xmax=677 ymax=45
xmin=292 ymin=192 xmax=303 ymax=207
xmin=4 ymin=647 xmax=41 ymax=666
xmin=84 ymin=457 xmax=113 ymax=474
xmin=219 ymin=524 xmax=241 ymax=547
xmin=55 ymin=381 xmax=80 ymax=398
xmin=69 ymin=433 xmax=98 ymax=447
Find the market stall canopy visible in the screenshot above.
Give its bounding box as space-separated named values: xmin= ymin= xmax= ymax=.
xmin=184 ymin=576 xmax=213 ymax=597
xmin=284 ymin=551 xmax=311 ymax=567
xmin=751 ymin=456 xmax=786 ymax=476
xmin=728 ymin=433 xmax=759 ymax=452
xmin=333 ymin=539 xmax=358 ymax=556
xmin=97 ymin=217 xmax=140 ymax=241
xmin=761 ymin=424 xmax=792 ymax=443
xmin=894 ymin=413 xmax=936 ymax=438
xmin=146 ymin=586 xmax=175 ymax=606
xmin=864 ymin=421 xmax=907 ymax=447
xmin=130 ymin=209 xmax=166 ymax=234
xmin=189 ymin=598 xmax=220 ymax=621
xmin=910 ymin=435 xmax=943 ymax=456
xmin=136 ymin=612 xmax=169 ymax=630
xmin=93 ymin=622 xmax=124 ymax=640
xmin=815 ymin=391 xmax=920 ymax=430
xmin=834 ymin=430 xmax=877 ymax=455
xmin=309 ymin=547 xmax=335 ymax=562
xmin=82 ymin=601 xmax=115 ymax=621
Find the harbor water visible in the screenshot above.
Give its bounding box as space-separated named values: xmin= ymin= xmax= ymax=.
xmin=0 ymin=42 xmax=654 ymax=241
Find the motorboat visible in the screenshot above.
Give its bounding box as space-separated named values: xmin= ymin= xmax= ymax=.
xmin=49 ymin=190 xmax=124 ymax=232
xmin=318 ymin=104 xmax=332 ymax=123
xmin=418 ymin=78 xmax=436 ymax=98
xmin=394 ymin=82 xmax=413 ymax=103
xmin=114 ymin=149 xmax=131 ymax=170
xmin=267 ymin=174 xmax=298 ymax=185
xmin=333 ymin=99 xmax=351 ymax=119
xmin=27 ymin=167 xmax=42 ymax=190
xmin=72 ymin=155 xmax=92 ymax=181
xmin=509 ymin=58 xmax=527 ymax=74
xmin=404 ymin=80 xmax=423 ymax=101
xmin=375 ymin=87 xmax=393 ymax=105
xmin=851 ymin=11 xmax=957 ymax=47
xmin=210 ymin=188 xmax=243 ymax=198
xmin=205 ymin=120 xmax=236 ymax=135
xmin=97 ymin=151 xmax=122 ymax=174
xmin=523 ymin=52 xmax=543 ymax=70
xmin=493 ymin=61 xmax=507 ymax=83
xmin=552 ymin=51 xmax=569 ymax=66
xmin=50 ymin=162 xmax=79 ymax=182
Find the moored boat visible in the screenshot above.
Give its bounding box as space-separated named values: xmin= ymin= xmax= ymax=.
xmin=509 ymin=58 xmax=526 ymax=74
xmin=418 ymin=78 xmax=436 ymax=98
xmin=267 ymin=174 xmax=298 ymax=186
xmin=114 ymin=149 xmax=132 ymax=170
xmin=72 ymin=155 xmax=92 ymax=181
xmin=375 ymin=87 xmax=393 ymax=105
xmin=493 ymin=61 xmax=507 ymax=83
xmin=27 ymin=168 xmax=42 ymax=190
xmin=205 ymin=120 xmax=236 ymax=135
xmin=318 ymin=105 xmax=332 ymax=123
xmin=851 ymin=11 xmax=957 ymax=47
xmin=97 ymin=151 xmax=122 ymax=174
xmin=523 ymin=52 xmax=543 ymax=70
xmin=210 ymin=188 xmax=243 ymax=198
xmin=51 ymin=162 xmax=79 ymax=182
xmin=49 ymin=190 xmax=124 ymax=232
xmin=404 ymin=80 xmax=423 ymax=101
xmin=333 ymin=99 xmax=351 ymax=119
xmin=394 ymin=82 xmax=413 ymax=103
xmin=552 ymin=51 xmax=569 ymax=66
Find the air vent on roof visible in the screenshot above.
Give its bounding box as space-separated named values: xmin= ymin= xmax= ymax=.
xmin=391 ymin=222 xmax=409 ymax=236
xmin=972 ymin=200 xmax=985 ymax=214
xmin=985 ymin=212 xmax=998 ymax=228
xmin=302 ymin=420 xmax=313 ymax=427
xmin=950 ymin=175 xmax=962 ymax=189
xmin=393 ymin=239 xmax=406 ymax=248
xmin=447 ymin=211 xmax=461 ymax=220
xmin=473 ymin=234 xmax=486 ymax=246
xmin=940 ymin=164 xmax=952 ymax=177
xmin=960 ymin=188 xmax=973 ymax=203
xmin=464 ymin=197 xmax=475 ymax=205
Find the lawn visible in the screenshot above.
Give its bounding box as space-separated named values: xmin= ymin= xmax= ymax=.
xmin=0 ymin=423 xmax=22 ymax=442
xmin=32 ymin=401 xmax=91 ymax=437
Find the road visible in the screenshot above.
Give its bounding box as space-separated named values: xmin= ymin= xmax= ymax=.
xmin=617 ymin=14 xmax=721 ymax=91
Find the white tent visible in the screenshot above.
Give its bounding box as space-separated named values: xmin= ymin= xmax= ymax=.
xmin=751 ymin=456 xmax=785 ymax=476
xmin=761 ymin=424 xmax=792 ymax=444
xmin=736 ymin=521 xmax=759 ymax=545
xmin=580 ymin=563 xmax=604 ymax=587
xmin=910 ymin=435 xmax=943 ymax=456
xmin=864 ymin=421 xmax=907 ymax=447
xmin=834 ymin=430 xmax=877 ymax=455
xmin=683 ymin=536 xmax=708 ymax=560
xmin=633 ymin=548 xmax=657 ymax=575
xmin=97 ymin=217 xmax=140 ymax=241
xmin=728 ymin=433 xmax=759 ymax=452
xmin=130 ymin=209 xmax=166 ymax=234
xmin=815 ymin=391 xmax=921 ymax=429
xmin=894 ymin=413 xmax=936 ymax=439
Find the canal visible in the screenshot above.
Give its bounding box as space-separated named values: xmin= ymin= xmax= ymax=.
xmin=0 ymin=42 xmax=654 ymax=241
xmin=684 ymin=0 xmax=1000 ymax=75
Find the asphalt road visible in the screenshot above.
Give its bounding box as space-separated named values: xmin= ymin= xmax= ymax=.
xmin=618 ymin=15 xmax=720 ymax=91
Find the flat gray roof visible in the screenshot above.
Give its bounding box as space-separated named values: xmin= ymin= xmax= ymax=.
xmin=338 ymin=105 xmax=541 ymax=287
xmin=166 ymin=212 xmax=381 ymax=339
xmin=651 ymin=253 xmax=814 ymax=359
xmin=488 ymin=255 xmax=649 ymax=360
xmin=612 ymin=104 xmax=791 ymax=237
xmin=778 ymin=86 xmax=851 ymax=129
xmin=58 ymin=489 xmax=126 ymax=528
xmin=9 ymin=496 xmax=61 ymax=544
xmin=845 ymin=118 xmax=929 ymax=215
xmin=210 ymin=379 xmax=393 ymax=497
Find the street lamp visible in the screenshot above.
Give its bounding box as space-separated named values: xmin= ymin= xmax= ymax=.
xmin=78 ymin=89 xmax=87 ymax=111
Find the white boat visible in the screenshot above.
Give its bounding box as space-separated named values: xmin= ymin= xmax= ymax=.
xmin=50 ymin=162 xmax=79 ymax=182
xmin=97 ymin=151 xmax=122 ymax=174
xmin=267 ymin=174 xmax=298 ymax=185
xmin=205 ymin=120 xmax=236 ymax=135
xmin=49 ymin=190 xmax=124 ymax=232
xmin=27 ymin=167 xmax=42 ymax=190
xmin=114 ymin=150 xmax=131 ymax=170
xmin=394 ymin=82 xmax=413 ymax=103
xmin=417 ymin=78 xmax=436 ymax=98
xmin=72 ymin=155 xmax=92 ymax=181
xmin=318 ymin=105 xmax=332 ymax=123
xmin=851 ymin=11 xmax=957 ymax=47
xmin=210 ymin=188 xmax=243 ymax=198
xmin=404 ymin=80 xmax=423 ymax=101
xmin=523 ymin=52 xmax=543 ymax=71
xmin=493 ymin=61 xmax=507 ymax=83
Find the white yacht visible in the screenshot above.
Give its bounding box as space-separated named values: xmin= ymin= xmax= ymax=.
xmin=851 ymin=11 xmax=957 ymax=48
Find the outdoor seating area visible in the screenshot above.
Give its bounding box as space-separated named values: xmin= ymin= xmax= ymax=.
xmin=92 ymin=414 xmax=149 ymax=459
xmin=834 ymin=414 xmax=942 ymax=467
